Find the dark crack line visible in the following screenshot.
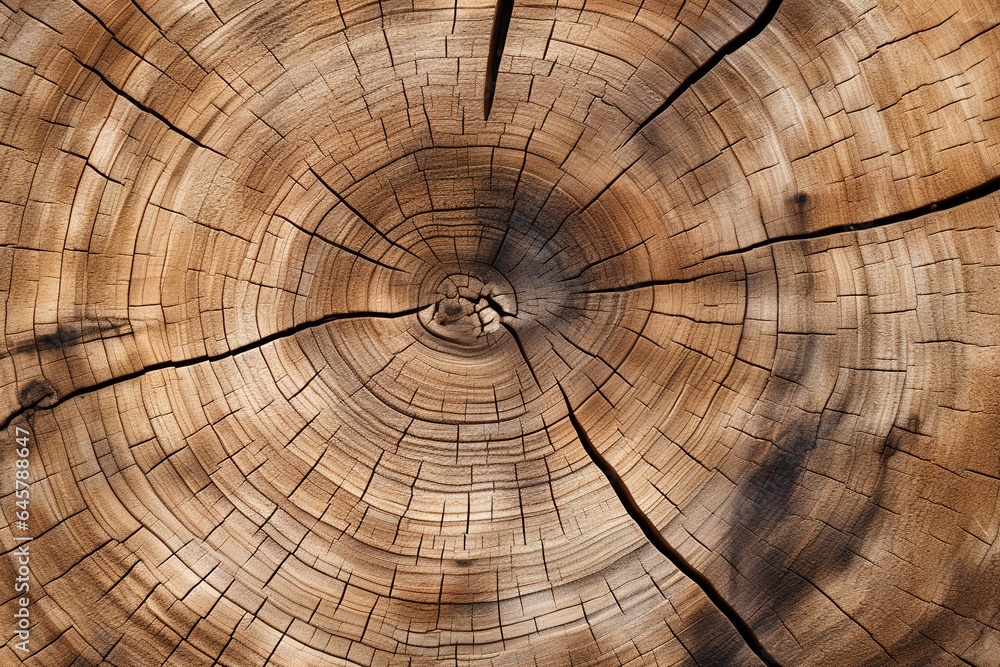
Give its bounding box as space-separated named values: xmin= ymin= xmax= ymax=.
xmin=481 ymin=293 xmax=516 ymax=318
xmin=703 ymin=173 xmax=1000 ymax=262
xmin=555 ymin=384 xmax=782 ymax=667
xmin=309 ymin=168 xmax=427 ymax=266
xmin=577 ymin=154 xmax=643 ymax=216
xmin=556 ymin=235 xmax=655 ymax=283
xmin=573 ymin=270 xmax=735 ymax=295
xmin=73 ymin=57 xmax=225 ymax=159
xmin=484 ymin=0 xmax=515 ymax=120
xmin=1 ymin=306 xmax=426 ymax=431
xmin=497 ymin=306 xmax=778 ymax=663
xmin=524 ymin=153 xmax=641 ymax=273
xmin=499 ymin=320 xmax=541 ymax=390
xmin=279 ymin=214 xmax=408 ymax=273
xmin=621 ymin=0 xmax=785 ymax=148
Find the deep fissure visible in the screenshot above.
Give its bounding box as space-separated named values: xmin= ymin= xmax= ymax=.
xmin=704 ymin=174 xmax=1000 ymax=261
xmin=1 ymin=306 xmax=426 ymax=431
xmin=555 ymin=385 xmax=783 ymax=667
xmin=622 ymin=0 xmax=786 ymax=147
xmin=484 ymin=0 xmax=516 ymax=119
xmin=496 ymin=312 xmax=785 ymax=664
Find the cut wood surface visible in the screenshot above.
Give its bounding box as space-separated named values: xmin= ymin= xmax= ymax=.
xmin=1 ymin=0 xmax=998 ymax=664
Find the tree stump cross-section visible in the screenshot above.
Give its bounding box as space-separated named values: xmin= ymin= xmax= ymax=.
xmin=1 ymin=0 xmax=999 ymax=665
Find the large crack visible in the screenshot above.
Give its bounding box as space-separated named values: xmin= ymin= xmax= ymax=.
xmin=544 ymin=0 xmax=786 ymax=256
xmin=574 ymin=270 xmax=733 ymax=295
xmin=499 ymin=320 xmax=542 ymax=390
xmin=489 ymin=0 xmax=785 ymax=252
xmin=73 ymin=57 xmax=225 ymax=159
xmin=1 ymin=306 xmax=426 ymax=431
xmin=622 ymin=0 xmax=785 ymax=148
xmin=555 ymin=384 xmax=783 ymax=667
xmin=567 ymin=173 xmax=1000 ymax=294
xmin=484 ymin=0 xmax=516 ymax=120
xmin=497 ymin=317 xmax=783 ymax=664
xmin=703 ymin=173 xmax=1000 ymax=261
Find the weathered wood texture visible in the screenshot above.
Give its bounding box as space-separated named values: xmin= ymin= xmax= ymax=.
xmin=1 ymin=0 xmax=998 ymax=664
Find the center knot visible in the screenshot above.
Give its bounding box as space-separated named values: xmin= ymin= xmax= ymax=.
xmin=420 ymin=273 xmax=517 ymax=347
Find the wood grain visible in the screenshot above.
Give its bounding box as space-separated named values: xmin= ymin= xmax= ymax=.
xmin=1 ymin=0 xmax=998 ymax=664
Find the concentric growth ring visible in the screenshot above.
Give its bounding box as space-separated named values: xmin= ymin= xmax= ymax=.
xmin=1 ymin=1 xmax=999 ymax=666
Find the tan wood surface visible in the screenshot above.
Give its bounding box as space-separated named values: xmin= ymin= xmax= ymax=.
xmin=1 ymin=0 xmax=998 ymax=664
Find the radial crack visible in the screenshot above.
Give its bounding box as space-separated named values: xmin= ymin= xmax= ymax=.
xmin=703 ymin=173 xmax=1000 ymax=261
xmin=279 ymin=214 xmax=408 ymax=272
xmin=555 ymin=383 xmax=783 ymax=667
xmin=621 ymin=0 xmax=785 ymax=148
xmin=73 ymin=57 xmax=226 ymax=158
xmin=498 ymin=318 xmax=782 ymax=664
xmin=556 ymin=236 xmax=654 ymax=282
xmin=309 ymin=168 xmax=428 ymax=266
xmin=574 ymin=270 xmax=735 ymax=295
xmin=484 ymin=0 xmax=515 ymax=120
xmin=1 ymin=306 xmax=426 ymax=430
xmin=500 ymin=320 xmax=542 ymax=390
